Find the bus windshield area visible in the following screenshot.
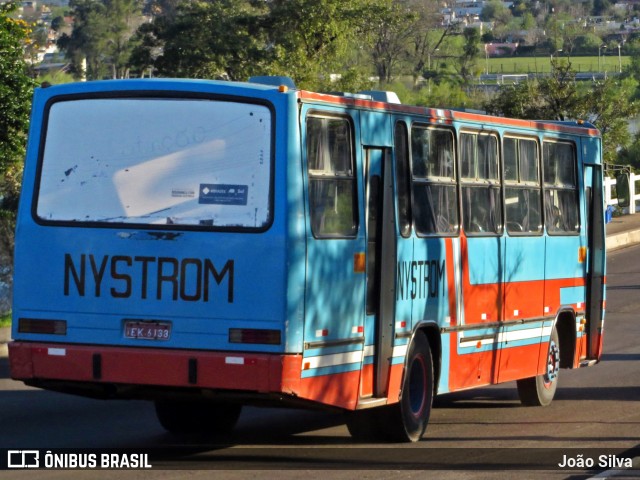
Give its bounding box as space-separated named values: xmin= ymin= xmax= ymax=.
xmin=36 ymin=97 xmax=272 ymax=230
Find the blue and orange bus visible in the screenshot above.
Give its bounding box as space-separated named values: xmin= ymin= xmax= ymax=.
xmin=9 ymin=76 xmax=606 ymax=442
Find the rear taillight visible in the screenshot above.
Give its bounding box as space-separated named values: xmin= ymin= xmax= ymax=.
xmin=18 ymin=318 xmax=67 ymax=335
xmin=229 ymin=328 xmax=281 ymax=345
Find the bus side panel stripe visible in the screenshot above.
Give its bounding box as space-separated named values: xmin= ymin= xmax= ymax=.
xmin=387 ymin=363 xmax=403 ymax=403
xmin=438 ymin=332 xmax=451 ymax=394
xmin=497 ymin=343 xmax=542 ymax=383
xmin=360 ymin=363 xmax=374 ymax=397
xmin=298 ymin=370 xmax=361 ymax=410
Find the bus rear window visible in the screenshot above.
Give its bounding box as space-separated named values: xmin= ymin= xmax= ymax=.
xmin=36 ymin=97 xmax=273 ymax=230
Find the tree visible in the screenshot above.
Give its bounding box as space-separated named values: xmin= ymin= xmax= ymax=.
xmin=480 ymin=0 xmax=513 ymax=36
xmin=537 ymin=60 xmax=581 ymax=120
xmin=622 ymin=36 xmax=640 ymax=99
xmin=58 ymin=0 xmax=143 ymax=79
xmin=50 ymin=15 xmax=65 ymax=32
xmin=521 ymin=12 xmax=536 ymax=31
xmin=265 ymin=0 xmax=368 ymax=89
xmin=363 ymin=0 xmax=447 ymax=86
xmin=404 ymin=0 xmax=456 ymax=88
xmin=573 ymin=33 xmax=606 ymax=55
xmin=0 ymin=2 xmax=34 ymax=209
xmin=147 ymin=0 xmax=181 ymax=20
xmin=367 ymin=0 xmax=417 ymax=84
xmin=455 ymin=27 xmax=482 ymax=87
xmin=0 ymin=1 xmax=35 ymax=311
xmin=141 ymin=0 xmax=374 ymax=90
xmin=580 ymin=77 xmax=640 ymax=164
xmin=511 ymin=0 xmax=532 ymax=17
xmin=104 ymin=0 xmax=144 ymax=79
xmin=148 ymin=0 xmax=269 ymax=80
xmin=592 ymin=0 xmax=613 ymax=16
xmin=128 ymin=21 xmax=161 ymax=77
xmin=485 ymin=60 xmax=580 ymax=120
xmin=481 ymin=0 xmax=508 ymax=21
xmin=616 ymin=132 xmax=640 ymax=172
xmin=58 ymin=0 xmax=108 ymax=79
xmin=543 ymin=14 xmax=566 ymax=53
xmin=481 ymin=81 xmax=544 ymax=119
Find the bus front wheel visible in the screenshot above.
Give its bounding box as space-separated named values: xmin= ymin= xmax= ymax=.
xmin=517 ymin=327 xmax=560 ymax=407
xmin=154 ymin=400 xmax=242 ymax=435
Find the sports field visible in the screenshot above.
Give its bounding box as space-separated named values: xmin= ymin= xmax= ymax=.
xmin=484 ymin=55 xmax=630 ymax=74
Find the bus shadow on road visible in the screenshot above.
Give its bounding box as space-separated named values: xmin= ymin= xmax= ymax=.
xmin=0 ymin=357 xmax=10 ymax=379
xmin=554 ymin=385 xmax=640 ymax=402
xmin=601 ymin=352 xmax=640 ymax=361
xmin=433 ymin=386 xmax=521 ymax=409
xmin=153 ymin=407 xmax=350 ymax=447
xmin=432 ymin=383 xmax=640 ymax=408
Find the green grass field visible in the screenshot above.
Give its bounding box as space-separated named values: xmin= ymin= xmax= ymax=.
xmin=484 ymin=55 xmax=630 ymax=75
xmin=0 ymin=312 xmax=10 ymax=328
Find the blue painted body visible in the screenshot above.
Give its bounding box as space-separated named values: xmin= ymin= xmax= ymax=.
xmin=13 ymin=79 xmax=307 ymax=354
xmin=11 ymin=78 xmax=605 ymax=404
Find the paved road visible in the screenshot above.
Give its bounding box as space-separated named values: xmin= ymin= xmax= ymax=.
xmin=1 ymin=245 xmax=640 ymax=479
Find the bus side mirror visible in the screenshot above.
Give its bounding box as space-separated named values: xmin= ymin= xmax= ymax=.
xmin=615 ymin=173 xmax=631 ymax=208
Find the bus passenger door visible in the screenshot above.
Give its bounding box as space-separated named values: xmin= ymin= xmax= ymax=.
xmin=302 ymin=111 xmax=367 ymax=410
xmin=364 ymin=147 xmax=397 ymax=398
xmin=584 ymin=163 xmax=605 ymax=360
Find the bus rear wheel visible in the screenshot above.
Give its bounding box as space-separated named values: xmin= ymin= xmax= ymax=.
xmin=517 ymin=327 xmax=560 ymax=407
xmin=391 ymin=331 xmax=434 ymax=442
xmin=346 ymin=331 xmax=434 ymax=443
xmin=154 ymin=399 xmax=242 ymax=435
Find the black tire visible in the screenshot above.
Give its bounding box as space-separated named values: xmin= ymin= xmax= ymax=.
xmin=517 ymin=327 xmax=560 ymax=407
xmin=346 ymin=331 xmax=434 ymax=443
xmin=390 ymin=331 xmax=434 ymax=441
xmin=154 ymin=400 xmax=242 ymax=434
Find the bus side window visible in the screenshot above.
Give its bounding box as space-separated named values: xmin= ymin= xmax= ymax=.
xmin=460 ymin=132 xmax=502 ymax=235
xmin=543 ymin=141 xmax=579 ymax=234
xmin=504 ymin=137 xmax=542 ymax=235
xmin=394 ymin=122 xmax=412 ymax=237
xmin=411 ymin=126 xmax=458 ymax=235
xmin=306 ymin=115 xmax=358 ymax=238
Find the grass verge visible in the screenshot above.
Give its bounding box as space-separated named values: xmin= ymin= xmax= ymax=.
xmin=0 ymin=312 xmax=11 ymax=328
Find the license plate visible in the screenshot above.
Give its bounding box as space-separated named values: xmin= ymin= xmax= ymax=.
xmin=124 ymin=321 xmax=171 ymax=341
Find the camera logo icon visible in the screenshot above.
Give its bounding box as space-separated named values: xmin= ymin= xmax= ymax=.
xmin=7 ymin=450 xmax=40 ymax=468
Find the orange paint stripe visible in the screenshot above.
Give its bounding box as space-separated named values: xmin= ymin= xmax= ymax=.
xmin=298 ymin=91 xmax=599 ymax=135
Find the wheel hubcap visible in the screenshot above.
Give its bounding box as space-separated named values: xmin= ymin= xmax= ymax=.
xmin=545 ymin=340 xmax=560 ymax=384
xmin=408 ymin=355 xmax=427 ymax=417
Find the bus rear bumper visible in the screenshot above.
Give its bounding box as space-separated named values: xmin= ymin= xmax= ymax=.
xmin=8 ymin=341 xmax=304 ymax=396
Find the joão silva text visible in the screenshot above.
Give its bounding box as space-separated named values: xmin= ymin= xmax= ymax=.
xmin=558 ymin=454 xmax=633 ymax=469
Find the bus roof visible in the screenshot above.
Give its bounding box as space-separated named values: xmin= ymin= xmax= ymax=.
xmin=297 ymin=90 xmax=600 ymax=137
xmin=35 ymin=77 xmax=601 ymax=138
